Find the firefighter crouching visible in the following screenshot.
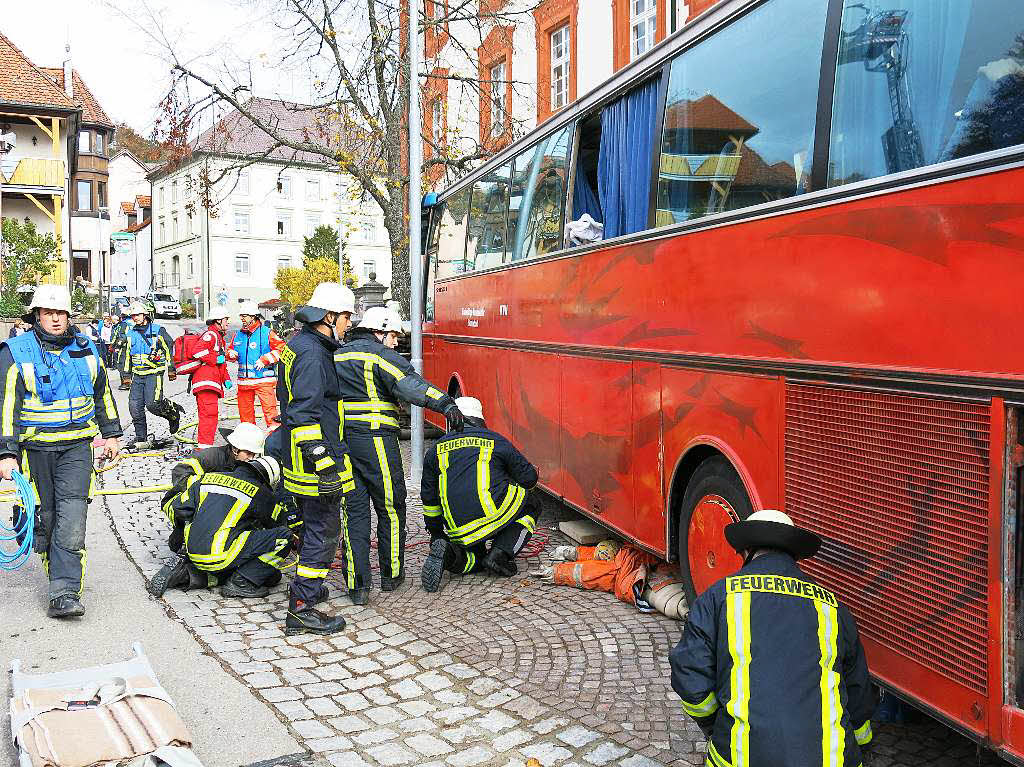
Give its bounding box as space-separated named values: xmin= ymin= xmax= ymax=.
xmin=670 ymin=510 xmax=875 ymax=767
xmin=228 ymin=301 xmax=284 ymax=429
xmin=278 ymin=282 xmax=356 ymax=635
xmin=159 ymin=456 xmax=297 ymax=598
xmin=0 ymin=286 xmax=122 ymax=618
xmin=123 ymin=302 xmax=183 ymax=449
xmin=419 ymin=397 xmax=540 ymax=593
xmin=335 ymin=306 xmax=465 ymax=603
xmin=148 ymin=422 xmax=268 ymax=596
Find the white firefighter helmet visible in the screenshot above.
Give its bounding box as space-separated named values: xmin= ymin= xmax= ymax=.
xmin=237 ymin=301 xmax=261 ymax=317
xmin=28 ymin=285 xmax=73 ymax=313
xmin=455 ymin=396 xmax=483 ymax=421
xmin=359 ymin=306 xmax=391 ymax=332
xmin=384 ymin=308 xmax=405 ymax=333
xmin=127 ymin=301 xmax=150 ymax=317
xmin=205 ymin=306 xmax=231 ymax=323
xmin=227 ymin=422 xmax=266 ymax=454
xmin=249 ymin=455 xmax=281 ymax=487
xmin=296 ymin=282 xmax=355 ymax=323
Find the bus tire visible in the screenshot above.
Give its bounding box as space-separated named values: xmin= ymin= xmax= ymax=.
xmin=678 ymin=455 xmax=752 ymax=603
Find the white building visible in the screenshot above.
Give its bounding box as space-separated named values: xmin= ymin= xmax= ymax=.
xmin=147 ymin=98 xmax=389 ymax=317
xmin=109 ymin=151 xmax=155 ymax=296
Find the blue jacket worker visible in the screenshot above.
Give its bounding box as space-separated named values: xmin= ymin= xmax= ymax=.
xmin=670 ymin=509 xmax=876 ymax=767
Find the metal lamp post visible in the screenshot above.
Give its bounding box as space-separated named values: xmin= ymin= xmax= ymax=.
xmin=409 ymin=0 xmax=425 ymax=484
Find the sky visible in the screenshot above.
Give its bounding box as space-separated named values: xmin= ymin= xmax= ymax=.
xmin=3 ymin=0 xmax=317 ymax=136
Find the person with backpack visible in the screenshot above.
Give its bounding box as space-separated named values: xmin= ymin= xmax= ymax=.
xmin=227 ymin=301 xmax=285 ymax=429
xmin=124 ymin=302 xmax=182 ymax=449
xmin=176 ymin=307 xmax=231 ymax=449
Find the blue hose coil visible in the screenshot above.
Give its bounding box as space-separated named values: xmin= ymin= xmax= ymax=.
xmin=0 ymin=470 xmax=35 ymax=571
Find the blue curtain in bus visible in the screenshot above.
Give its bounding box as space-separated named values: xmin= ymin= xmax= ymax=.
xmin=571 ymin=170 xmax=601 ymax=222
xmin=598 ymin=77 xmax=660 ymax=239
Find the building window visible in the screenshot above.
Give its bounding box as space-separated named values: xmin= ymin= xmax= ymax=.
xmin=233 ymin=209 xmax=250 ymax=234
xmin=187 ymin=256 xmax=194 ymax=277
xmin=305 ymin=179 xmax=320 ymax=202
xmin=172 ymin=216 xmax=179 ymax=241
xmin=431 ymin=98 xmax=443 ymax=145
xmin=95 ymin=132 xmax=105 ymax=155
xmin=277 ymin=176 xmax=292 ymax=197
xmin=186 ymin=212 xmax=193 ymax=236
xmin=357 ymin=220 xmax=375 ymax=243
xmin=362 ymin=260 xmax=375 ymax=279
xmin=277 ymin=212 xmax=292 ymax=237
xmin=159 ymin=220 xmax=166 ymax=245
xmin=277 ymin=255 xmax=292 ymax=271
xmin=550 ymin=24 xmax=570 ymax=111
xmin=490 ymin=60 xmax=507 ymax=138
xmin=305 ymin=214 xmax=320 ymax=237
xmin=669 ymin=0 xmax=687 ymax=33
xmin=631 ymin=0 xmax=657 ymax=60
xmin=159 ymin=186 xmax=165 ymax=207
xmin=237 ymin=170 xmax=250 ymax=195
xmin=235 ymin=254 xmax=250 ymax=276
xmin=171 ymin=180 xmax=178 ymax=202
xmin=78 ymin=130 xmax=91 ymax=153
xmin=171 ymin=255 xmax=180 ymax=285
xmin=97 ymin=181 xmax=107 ymax=210
xmin=76 ymin=179 xmax=93 ymax=212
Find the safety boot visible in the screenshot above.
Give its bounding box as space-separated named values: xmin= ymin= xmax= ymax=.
xmin=484 ymin=547 xmax=517 ymax=577
xmin=380 ymin=570 xmax=405 ymax=592
xmin=221 ymin=573 xmax=270 ymax=599
xmin=311 ymin=584 xmax=330 ymax=605
xmin=285 ymin=598 xmax=346 ymax=636
xmin=421 ymin=538 xmax=451 ymax=593
xmin=48 ymin=595 xmax=86 ymax=619
xmin=348 ymin=587 xmax=369 ymax=605
xmin=148 ymin=556 xmax=192 ymax=597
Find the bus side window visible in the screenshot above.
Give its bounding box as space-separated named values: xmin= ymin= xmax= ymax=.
xmin=508 ymin=125 xmax=573 ymax=262
xmin=655 ymin=0 xmax=826 ymax=226
xmin=434 ymin=189 xmax=471 ymax=279
xmin=466 ymin=164 xmax=512 ymax=271
xmin=828 ymin=0 xmax=1024 ymax=185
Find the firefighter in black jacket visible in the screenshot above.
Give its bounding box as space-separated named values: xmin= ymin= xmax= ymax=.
xmin=277 ymin=282 xmax=356 ymax=635
xmin=419 ymin=397 xmax=540 ymax=593
xmin=335 ymin=306 xmax=464 ymax=603
xmin=159 ymin=456 xmax=295 ymax=598
xmin=148 ymin=422 xmax=269 ymax=596
xmin=670 ymin=509 xmax=875 ymax=767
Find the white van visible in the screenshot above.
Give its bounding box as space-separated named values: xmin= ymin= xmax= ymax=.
xmin=146 ymin=291 xmax=182 ymax=319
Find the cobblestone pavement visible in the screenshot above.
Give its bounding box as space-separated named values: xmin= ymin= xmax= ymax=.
xmin=98 ymin=389 xmax=1008 ymax=766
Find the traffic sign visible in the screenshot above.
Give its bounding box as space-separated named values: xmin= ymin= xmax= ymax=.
xmin=193 ymin=287 xmax=201 ymax=296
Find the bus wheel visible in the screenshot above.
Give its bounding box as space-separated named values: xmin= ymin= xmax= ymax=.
xmin=678 ymin=456 xmax=751 ymax=602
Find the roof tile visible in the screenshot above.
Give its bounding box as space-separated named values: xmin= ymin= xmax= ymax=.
xmin=0 ymin=32 xmax=77 ymax=111
xmin=40 ymin=67 xmax=112 ymax=127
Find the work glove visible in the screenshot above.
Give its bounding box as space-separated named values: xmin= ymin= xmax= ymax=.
xmin=443 ymin=401 xmax=465 ymax=433
xmin=216 ymin=354 xmax=225 ymax=364
xmin=224 ymin=380 xmax=233 ymax=390
xmin=318 ymin=471 xmax=346 ymax=501
xmin=168 ymin=524 xmax=185 ymax=553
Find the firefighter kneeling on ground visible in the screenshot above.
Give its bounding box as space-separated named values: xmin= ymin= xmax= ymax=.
xmin=670 ymin=509 xmax=875 ymax=767
xmin=148 ymin=422 xmax=270 ymax=596
xmin=278 ymin=282 xmax=356 ymax=636
xmin=154 ymin=455 xmax=297 ymax=598
xmin=419 ymin=397 xmax=540 ymax=592
xmin=335 ymin=306 xmax=464 ymax=603
xmin=0 ymin=286 xmax=122 ymax=618
xmin=228 ymin=301 xmax=284 ymax=429
xmin=123 ymin=302 xmax=183 ymax=449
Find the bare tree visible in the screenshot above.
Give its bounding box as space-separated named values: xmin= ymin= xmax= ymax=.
xmin=122 ymin=0 xmax=538 ymax=313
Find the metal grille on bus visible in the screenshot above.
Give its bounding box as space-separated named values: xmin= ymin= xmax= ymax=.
xmin=784 ymin=384 xmax=990 ymax=696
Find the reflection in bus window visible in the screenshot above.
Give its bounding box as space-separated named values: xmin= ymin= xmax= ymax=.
xmin=829 ymin=0 xmax=1024 ymax=185
xmin=655 ymin=0 xmax=825 ymax=226
xmin=509 ymin=125 xmax=573 ymax=262
xmin=425 ymin=207 xmax=441 ymax=320
xmin=434 ymin=189 xmax=471 ymax=280
xmin=466 ymin=164 xmax=512 ymax=271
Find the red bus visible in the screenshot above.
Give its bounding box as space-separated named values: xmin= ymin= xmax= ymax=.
xmin=421 ymin=0 xmax=1024 ymax=759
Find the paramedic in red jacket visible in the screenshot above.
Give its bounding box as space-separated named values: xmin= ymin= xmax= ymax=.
xmin=227 ymin=301 xmax=285 ymax=429
xmin=178 ymin=306 xmax=232 ymax=448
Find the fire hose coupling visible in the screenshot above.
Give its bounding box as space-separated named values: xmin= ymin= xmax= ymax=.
xmin=0 ymin=470 xmax=36 ymax=571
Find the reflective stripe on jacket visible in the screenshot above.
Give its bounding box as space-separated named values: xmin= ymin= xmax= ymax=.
xmin=335 ymin=333 xmax=450 ymax=433
xmin=670 ymin=552 xmax=875 ymax=767
xmin=420 ymin=425 xmax=538 ymax=545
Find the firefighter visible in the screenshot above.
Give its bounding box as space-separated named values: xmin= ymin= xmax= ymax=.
xmin=158 ymin=456 xmax=296 ymax=598
xmin=670 ymin=509 xmax=875 ymax=767
xmin=334 ymin=306 xmax=463 ymax=603
xmin=278 ymin=282 xmax=356 ymax=635
xmin=109 ymin=314 xmax=133 ymax=389
xmin=124 ymin=301 xmax=182 ymax=449
xmin=0 ymin=286 xmax=122 ymax=618
xmin=228 ymin=301 xmax=284 ymax=429
xmin=180 ymin=306 xmax=231 ymax=449
xmin=419 ymin=397 xmax=539 ymax=593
